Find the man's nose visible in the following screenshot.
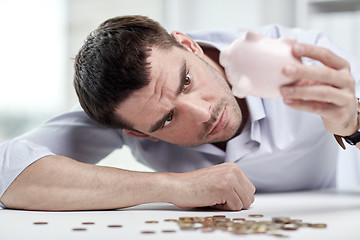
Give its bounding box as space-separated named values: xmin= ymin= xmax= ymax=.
xmin=177 ymin=95 xmax=211 ymax=123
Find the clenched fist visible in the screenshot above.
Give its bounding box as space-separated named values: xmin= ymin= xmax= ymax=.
xmin=166 ymin=162 xmax=256 ymax=211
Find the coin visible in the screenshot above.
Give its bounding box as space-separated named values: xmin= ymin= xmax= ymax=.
xmin=164 ymin=219 xmax=178 ymax=222
xmin=108 ymin=225 xmax=123 ymax=228
xmin=201 ymin=227 xmax=215 ymax=233
xmin=169 ymin=215 xmax=326 ymax=237
xmin=311 ymin=223 xmax=327 ymax=228
xmin=145 ymin=220 xmax=159 ymax=224
xmin=299 ymin=222 xmax=312 ymax=227
xmin=289 ymin=219 xmax=302 ymax=224
xmin=162 ymin=229 xmax=176 ymax=233
xmin=82 ymin=222 xmax=95 ymax=225
xmin=33 ymin=222 xmax=48 ymax=225
xmin=141 ymin=230 xmax=155 ymax=234
xmin=269 ymin=233 xmax=289 ymax=238
xmin=282 ymin=224 xmax=298 ymax=231
xmin=72 ymin=228 xmax=87 ymax=231
xmin=272 ymin=217 xmax=291 ymax=224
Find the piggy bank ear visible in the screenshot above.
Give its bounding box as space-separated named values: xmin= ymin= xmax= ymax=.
xmin=245 ymin=31 xmax=262 ymax=41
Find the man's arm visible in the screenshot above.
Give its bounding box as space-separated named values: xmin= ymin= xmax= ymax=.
xmin=0 ymin=155 xmax=255 ymax=211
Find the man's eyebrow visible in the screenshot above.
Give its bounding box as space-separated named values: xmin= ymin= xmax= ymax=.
xmin=177 ymin=59 xmax=187 ymax=94
xmin=149 ymin=60 xmax=187 ymax=133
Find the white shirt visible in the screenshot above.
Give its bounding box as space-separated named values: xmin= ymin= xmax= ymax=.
xmin=1 ymin=24 xmax=359 ymax=208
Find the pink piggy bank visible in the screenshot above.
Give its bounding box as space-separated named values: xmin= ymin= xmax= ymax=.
xmin=220 ymin=31 xmax=301 ymax=98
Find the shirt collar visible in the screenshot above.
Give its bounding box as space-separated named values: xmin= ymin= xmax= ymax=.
xmin=246 ymin=95 xmax=266 ymax=144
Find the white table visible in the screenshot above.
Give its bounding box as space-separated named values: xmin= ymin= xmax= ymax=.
xmin=1 ymin=188 xmax=360 ymax=240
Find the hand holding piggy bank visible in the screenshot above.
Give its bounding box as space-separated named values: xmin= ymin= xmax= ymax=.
xmin=220 ymin=31 xmax=301 ymax=98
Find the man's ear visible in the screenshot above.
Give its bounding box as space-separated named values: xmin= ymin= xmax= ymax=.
xmin=171 ymin=31 xmax=204 ymax=56
xmin=123 ymin=129 xmax=159 ymax=142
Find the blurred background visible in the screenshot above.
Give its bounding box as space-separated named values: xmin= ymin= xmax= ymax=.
xmin=1 ymin=0 xmax=359 ymax=185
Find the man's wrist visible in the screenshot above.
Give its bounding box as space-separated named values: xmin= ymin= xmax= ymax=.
xmin=335 ymin=98 xmax=360 ymax=149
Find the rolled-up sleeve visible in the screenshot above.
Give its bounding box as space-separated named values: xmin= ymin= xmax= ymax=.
xmin=0 ymin=105 xmax=124 ymax=207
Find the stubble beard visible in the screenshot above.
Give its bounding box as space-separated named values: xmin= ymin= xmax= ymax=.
xmin=195 ymin=59 xmax=243 ymax=145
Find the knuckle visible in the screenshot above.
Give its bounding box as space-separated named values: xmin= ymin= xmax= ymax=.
xmin=217 ymin=179 xmax=231 ymax=191
xmin=317 ymin=88 xmax=331 ymax=100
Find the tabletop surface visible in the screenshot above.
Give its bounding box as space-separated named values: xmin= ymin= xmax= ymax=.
xmin=1 ymin=188 xmax=360 ymax=240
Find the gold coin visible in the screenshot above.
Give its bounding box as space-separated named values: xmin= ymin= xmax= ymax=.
xmin=282 ymin=224 xmax=298 ymax=231
xmin=248 ymin=214 xmax=264 ymax=218
xmin=289 ymin=219 xmax=302 ymax=223
xmin=311 ymin=223 xmax=327 ymax=228
xmin=299 ymin=222 xmax=312 ymax=227
xmin=145 ymin=220 xmax=159 ymax=224
xmin=164 ymin=219 xmax=177 ymax=222
xmin=272 ymin=217 xmax=291 ymax=224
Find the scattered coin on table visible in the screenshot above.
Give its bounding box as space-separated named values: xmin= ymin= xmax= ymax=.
xmin=107 ymin=224 xmax=123 ymax=228
xmin=161 ymin=214 xmax=327 ymax=237
xmin=33 ymin=222 xmax=48 ymax=225
xmin=82 ymin=222 xmax=95 ymax=225
xmin=72 ymin=228 xmax=87 ymax=231
xmin=145 ymin=220 xmax=159 ymax=224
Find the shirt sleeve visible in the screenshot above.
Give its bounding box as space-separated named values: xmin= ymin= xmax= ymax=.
xmin=0 ymin=105 xmax=124 ymax=205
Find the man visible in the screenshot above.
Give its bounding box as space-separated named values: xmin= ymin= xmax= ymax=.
xmin=0 ymin=15 xmax=359 ymax=211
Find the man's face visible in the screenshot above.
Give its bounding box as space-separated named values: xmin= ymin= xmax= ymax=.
xmin=116 ymin=39 xmax=243 ymax=147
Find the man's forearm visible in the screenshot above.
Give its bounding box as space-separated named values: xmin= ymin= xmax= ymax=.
xmin=1 ymin=156 xmax=255 ymax=211
xmin=0 ymin=155 xmax=169 ymax=211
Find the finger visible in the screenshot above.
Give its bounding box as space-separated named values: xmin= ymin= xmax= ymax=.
xmin=281 ymin=84 xmax=351 ymax=106
xmin=283 ymin=63 xmax=351 ymax=89
xmin=237 ymin=189 xmax=253 ymax=210
xmin=283 ymin=98 xmax=333 ymax=115
xmin=214 ymin=189 xmax=243 ymax=211
xmin=292 ymin=43 xmax=350 ymax=70
xmin=231 ymin=176 xmax=255 ymax=209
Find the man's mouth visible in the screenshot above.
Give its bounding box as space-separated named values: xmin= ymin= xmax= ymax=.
xmin=209 ymin=107 xmax=228 ymax=136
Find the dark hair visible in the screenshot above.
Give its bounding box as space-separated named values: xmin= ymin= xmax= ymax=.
xmin=74 ymin=15 xmax=183 ymax=130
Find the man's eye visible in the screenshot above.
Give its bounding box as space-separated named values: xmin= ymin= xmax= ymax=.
xmin=163 ymin=111 xmax=174 ymax=127
xmin=183 ymin=73 xmax=191 ymax=91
